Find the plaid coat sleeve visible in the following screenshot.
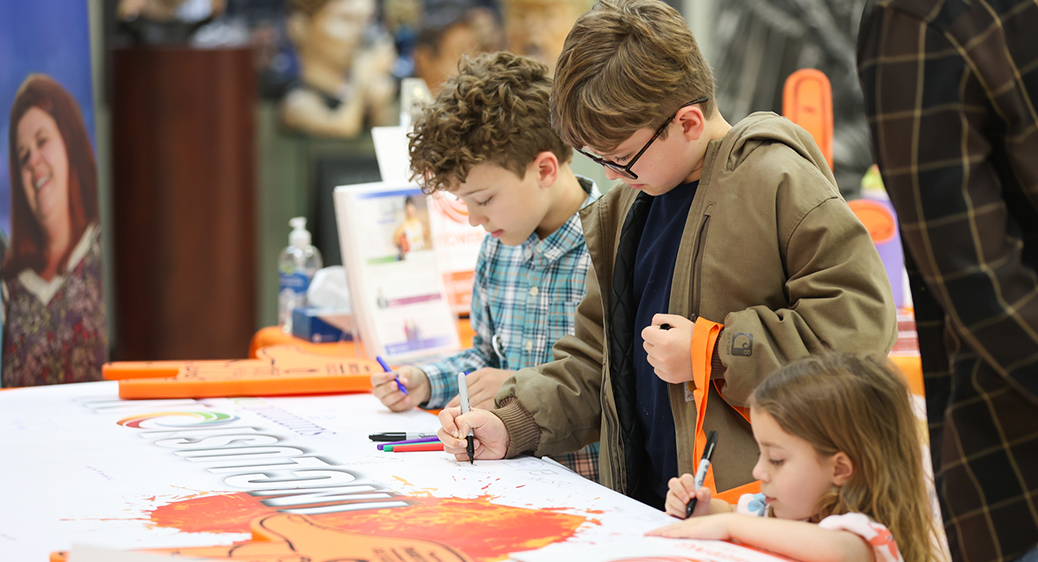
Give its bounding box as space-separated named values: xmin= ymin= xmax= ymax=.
xmin=857 ymin=1 xmax=1038 ymax=561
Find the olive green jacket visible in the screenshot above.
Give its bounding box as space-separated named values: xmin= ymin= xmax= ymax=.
xmin=495 ymin=112 xmax=897 ymax=495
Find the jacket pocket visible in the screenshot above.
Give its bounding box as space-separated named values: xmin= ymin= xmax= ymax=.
xmin=692 ymin=210 xmax=712 ymax=318
xmin=599 ymin=360 xmax=625 ymax=492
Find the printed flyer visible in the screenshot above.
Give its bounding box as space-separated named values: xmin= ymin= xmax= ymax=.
xmin=333 ymin=182 xmax=462 ymax=363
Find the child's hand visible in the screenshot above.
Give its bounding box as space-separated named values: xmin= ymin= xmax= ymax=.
xmin=642 ymin=314 xmax=693 ymax=384
xmin=646 ymin=513 xmax=737 ymax=540
xmin=665 ymin=473 xmax=713 ymax=519
xmin=446 ymin=368 xmax=515 ymax=410
xmin=438 ymin=406 xmax=510 ymax=461
xmin=371 ymin=366 xmax=430 ymax=411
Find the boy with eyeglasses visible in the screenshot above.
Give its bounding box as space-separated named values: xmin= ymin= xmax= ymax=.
xmin=437 ymin=0 xmax=897 ymax=510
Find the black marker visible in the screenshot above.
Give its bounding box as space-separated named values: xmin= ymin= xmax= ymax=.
xmin=659 ymin=323 xmax=672 ymax=330
xmin=685 ymin=430 xmax=718 ymax=518
xmin=369 ymin=432 xmax=437 ymax=442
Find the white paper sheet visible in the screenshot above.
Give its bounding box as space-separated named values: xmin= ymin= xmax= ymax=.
xmin=510 ymin=536 xmax=794 ymax=562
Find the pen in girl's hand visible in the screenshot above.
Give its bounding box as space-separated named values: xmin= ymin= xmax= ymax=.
xmin=686 ymin=430 xmax=718 ymax=518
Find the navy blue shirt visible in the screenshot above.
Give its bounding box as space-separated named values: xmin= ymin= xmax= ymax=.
xmin=632 ymin=180 xmax=700 ymax=505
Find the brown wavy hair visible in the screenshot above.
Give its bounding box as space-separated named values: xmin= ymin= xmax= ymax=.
xmin=751 ymin=353 xmax=939 ymax=562
xmin=407 ymin=51 xmax=572 ymax=194
xmin=550 ymin=0 xmax=716 ymax=153
xmin=4 ymin=74 xmax=98 ymax=280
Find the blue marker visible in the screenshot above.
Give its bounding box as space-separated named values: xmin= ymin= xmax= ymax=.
xmin=376 ymin=356 xmax=408 ymax=395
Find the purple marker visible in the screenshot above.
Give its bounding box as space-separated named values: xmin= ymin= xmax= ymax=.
xmin=377 ymin=436 xmax=441 ymax=450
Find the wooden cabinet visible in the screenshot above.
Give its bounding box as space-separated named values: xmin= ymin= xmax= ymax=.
xmin=111 ymin=47 xmax=255 ymax=360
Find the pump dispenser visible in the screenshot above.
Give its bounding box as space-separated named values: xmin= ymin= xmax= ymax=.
xmin=278 ymin=217 xmax=323 ymax=333
xmin=289 ymin=217 xmax=310 ymax=249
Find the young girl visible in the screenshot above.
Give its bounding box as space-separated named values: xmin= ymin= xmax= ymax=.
xmin=648 ymin=353 xmax=937 ymax=562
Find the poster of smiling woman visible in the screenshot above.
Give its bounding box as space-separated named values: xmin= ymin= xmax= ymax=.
xmin=0 ymin=0 xmax=108 ymax=387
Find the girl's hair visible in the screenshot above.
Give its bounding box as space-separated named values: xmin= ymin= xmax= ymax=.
xmin=751 ymin=353 xmax=937 ymax=562
xmin=4 ymin=74 xmax=98 ymax=280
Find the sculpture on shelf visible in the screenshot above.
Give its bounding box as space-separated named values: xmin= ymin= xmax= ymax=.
xmin=117 ymin=0 xmax=228 ymax=44
xmin=281 ymin=0 xmax=397 ymax=138
xmin=412 ymin=0 xmax=501 ymax=96
xmin=500 ymin=0 xmax=593 ymax=74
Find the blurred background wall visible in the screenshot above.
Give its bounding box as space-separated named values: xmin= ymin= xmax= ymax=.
xmin=80 ymin=0 xmax=869 ymax=360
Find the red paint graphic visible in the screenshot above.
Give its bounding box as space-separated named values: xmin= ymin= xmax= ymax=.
xmin=147 ymin=492 xmax=592 ymax=561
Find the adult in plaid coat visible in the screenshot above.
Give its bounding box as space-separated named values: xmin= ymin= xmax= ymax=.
xmin=858 ymin=1 xmax=1038 ymax=561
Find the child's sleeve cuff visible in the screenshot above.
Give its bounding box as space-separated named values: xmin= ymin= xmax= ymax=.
xmin=492 ymin=397 xmax=540 ymax=458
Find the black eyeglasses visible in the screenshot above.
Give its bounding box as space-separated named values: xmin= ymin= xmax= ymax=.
xmin=577 ymin=96 xmax=709 ymax=180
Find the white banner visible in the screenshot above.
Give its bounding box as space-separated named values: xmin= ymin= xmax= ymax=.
xmin=1 ymin=381 xmax=683 ymax=561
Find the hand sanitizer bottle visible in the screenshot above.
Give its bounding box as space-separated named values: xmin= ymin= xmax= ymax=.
xmin=278 ymin=217 xmax=323 ymax=333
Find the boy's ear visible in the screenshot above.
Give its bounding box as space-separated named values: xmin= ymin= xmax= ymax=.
xmin=412 ymin=46 xmax=432 ymax=84
xmin=830 ymin=452 xmax=854 ymax=486
xmin=286 ymin=12 xmax=308 ymax=47
xmin=532 ymin=151 xmax=559 ymax=188
xmin=677 ymin=105 xmax=707 ymax=142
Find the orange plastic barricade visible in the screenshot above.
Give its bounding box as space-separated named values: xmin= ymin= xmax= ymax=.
xmin=103 ymin=345 xmax=380 ymax=399
xmin=782 ymin=68 xmax=834 ymax=171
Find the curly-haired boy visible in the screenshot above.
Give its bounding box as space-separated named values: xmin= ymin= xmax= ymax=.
xmin=370 ymin=51 xmax=601 ymax=481
xmin=438 ymin=0 xmax=897 ymax=508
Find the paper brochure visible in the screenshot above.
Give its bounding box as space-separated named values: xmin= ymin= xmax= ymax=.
xmin=371 ymin=126 xmax=412 ymax=185
xmin=370 ymin=126 xmax=485 ymax=315
xmin=333 ymin=182 xmax=462 ymax=363
xmin=426 ymin=190 xmax=485 ymax=314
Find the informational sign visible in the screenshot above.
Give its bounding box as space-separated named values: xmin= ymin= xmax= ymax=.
xmin=0 ymin=0 xmax=96 ymax=242
xmin=0 ymin=0 xmax=107 ymax=386
xmin=371 ymin=126 xmax=485 ymax=316
xmin=333 ymin=182 xmax=462 ymax=362
xmin=426 ymin=191 xmax=484 ymax=314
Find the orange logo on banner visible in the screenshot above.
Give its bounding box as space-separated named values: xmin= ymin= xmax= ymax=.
xmin=136 ymin=492 xmax=589 ymax=562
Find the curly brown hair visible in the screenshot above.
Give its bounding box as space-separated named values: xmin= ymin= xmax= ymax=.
xmin=407 ymin=51 xmax=572 ymax=194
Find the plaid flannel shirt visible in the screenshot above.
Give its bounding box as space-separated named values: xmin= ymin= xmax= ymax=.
xmin=858 ymin=1 xmax=1038 ymax=560
xmin=418 ymin=177 xmax=601 ymax=482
